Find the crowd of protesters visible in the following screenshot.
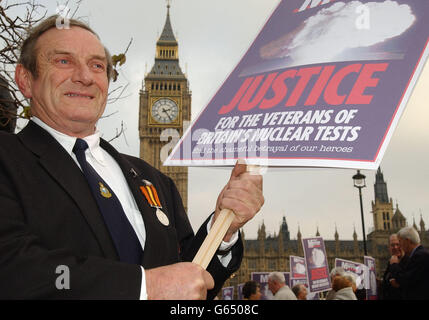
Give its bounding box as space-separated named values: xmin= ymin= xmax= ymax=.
xmin=238 ymin=226 xmax=429 ymax=300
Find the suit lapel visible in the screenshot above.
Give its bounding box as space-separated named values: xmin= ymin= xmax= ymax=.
xmin=100 ymin=139 xmax=174 ymax=267
xmin=99 ymin=140 xmax=155 ymax=244
xmin=18 ymin=122 xmax=119 ymax=260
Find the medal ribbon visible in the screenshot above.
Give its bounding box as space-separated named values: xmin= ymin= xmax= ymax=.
xmin=140 ymin=182 xmax=162 ymax=208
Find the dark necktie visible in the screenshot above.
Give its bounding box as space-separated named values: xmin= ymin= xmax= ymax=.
xmin=72 ymin=138 xmax=143 ymax=264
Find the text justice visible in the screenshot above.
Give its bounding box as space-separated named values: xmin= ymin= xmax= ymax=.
xmin=218 ymin=63 xmax=389 ymax=114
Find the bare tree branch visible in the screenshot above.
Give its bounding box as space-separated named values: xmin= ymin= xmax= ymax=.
xmin=0 ymin=0 xmax=132 ymax=140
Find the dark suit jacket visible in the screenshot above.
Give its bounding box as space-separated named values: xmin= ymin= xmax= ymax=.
xmin=379 ymin=255 xmax=409 ymax=300
xmin=390 ymin=245 xmax=429 ymax=300
xmin=0 ymin=121 xmax=242 ymax=299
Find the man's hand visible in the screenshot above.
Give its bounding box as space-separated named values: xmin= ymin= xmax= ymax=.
xmin=145 ymin=262 xmax=214 ymax=300
xmin=214 ymin=161 xmax=264 ymax=242
xmin=389 ymin=278 xmax=400 ymax=288
xmin=390 ymin=255 xmax=399 ymax=264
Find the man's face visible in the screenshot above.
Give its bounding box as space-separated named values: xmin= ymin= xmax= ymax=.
xmin=267 ymin=279 xmax=276 ymax=295
xmin=389 ymin=236 xmax=402 ymax=257
xmin=20 ymin=26 xmax=109 ymax=137
xmin=398 ymin=236 xmax=412 ymax=256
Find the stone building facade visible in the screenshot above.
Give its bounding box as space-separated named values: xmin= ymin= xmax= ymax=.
xmin=222 ymin=168 xmax=428 ymax=296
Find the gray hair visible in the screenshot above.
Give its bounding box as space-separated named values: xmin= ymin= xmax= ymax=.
xmin=343 ymin=272 xmax=357 ymax=286
xmin=268 ymin=272 xmax=285 ymax=284
xmin=398 ymin=226 xmax=420 ymax=245
xmin=330 ymin=267 xmax=345 ymax=278
xmin=18 ymin=15 xmax=113 ymax=81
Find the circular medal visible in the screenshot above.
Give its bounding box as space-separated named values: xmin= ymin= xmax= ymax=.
xmin=156 ymin=208 xmax=170 ymax=226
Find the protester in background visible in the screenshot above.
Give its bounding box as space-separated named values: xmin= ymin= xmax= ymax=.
xmin=325 ymin=267 xmax=345 ymax=300
xmin=332 ymin=272 xmax=358 ymax=300
xmin=242 ymin=280 xmax=261 ymax=300
xmin=389 ymin=226 xmax=429 ymax=300
xmin=292 ymin=283 xmax=307 ymax=300
xmin=267 ymin=272 xmax=297 ymax=300
xmin=379 ymin=234 xmax=408 ymax=300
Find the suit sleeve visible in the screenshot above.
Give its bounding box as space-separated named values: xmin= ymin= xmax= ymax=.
xmin=0 ymin=165 xmax=142 ymax=299
xmin=390 ymin=251 xmax=427 ymax=290
xmin=166 ymin=176 xmax=243 ymax=300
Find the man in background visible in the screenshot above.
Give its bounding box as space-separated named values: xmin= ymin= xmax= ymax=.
xmin=389 ymin=227 xmax=429 ymax=300
xmin=379 ymin=234 xmax=408 ymax=300
xmin=292 ymin=283 xmax=308 ymax=300
xmin=242 ymin=280 xmax=262 ymax=300
xmin=268 ymin=272 xmax=297 ymax=300
xmin=325 ymin=267 xmax=345 ymax=300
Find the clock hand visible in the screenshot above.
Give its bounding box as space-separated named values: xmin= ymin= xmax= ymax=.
xmin=162 ymin=108 xmax=173 ymax=121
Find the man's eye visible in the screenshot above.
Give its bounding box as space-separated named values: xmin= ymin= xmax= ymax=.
xmin=93 ymin=63 xmax=105 ymax=70
xmin=59 ymin=59 xmax=69 ymax=64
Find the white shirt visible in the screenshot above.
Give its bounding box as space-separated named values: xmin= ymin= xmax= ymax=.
xmin=31 ymin=117 xmax=237 ymax=299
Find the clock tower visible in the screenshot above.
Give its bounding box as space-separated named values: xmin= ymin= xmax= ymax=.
xmin=139 ymin=3 xmax=191 ymax=211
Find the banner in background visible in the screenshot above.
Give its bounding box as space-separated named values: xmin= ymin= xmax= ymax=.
xmin=302 ymin=237 xmax=331 ymax=293
xmin=221 ymin=286 xmax=234 ymax=300
xmin=335 ymin=258 xmax=369 ymax=290
xmin=364 ymin=256 xmax=378 ymax=300
xmin=290 ymin=255 xmax=307 ymax=279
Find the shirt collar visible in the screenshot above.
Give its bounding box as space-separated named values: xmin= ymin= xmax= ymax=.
xmin=31 ymin=117 xmax=107 ymax=166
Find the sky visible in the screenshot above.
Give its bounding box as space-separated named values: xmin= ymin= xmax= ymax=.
xmin=10 ymin=0 xmax=429 ymax=241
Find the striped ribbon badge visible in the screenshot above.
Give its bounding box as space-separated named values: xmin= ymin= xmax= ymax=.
xmin=140 ymin=180 xmax=162 ymax=208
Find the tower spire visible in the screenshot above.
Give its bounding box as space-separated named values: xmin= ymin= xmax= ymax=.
xmin=158 ymin=1 xmax=177 ymax=44
xmin=374 ymin=166 xmax=389 ymax=203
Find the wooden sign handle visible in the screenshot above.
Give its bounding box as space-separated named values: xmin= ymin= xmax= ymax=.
xmin=192 ymin=165 xmax=259 ymax=269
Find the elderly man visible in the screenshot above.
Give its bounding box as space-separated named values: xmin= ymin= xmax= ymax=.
xmin=267 ymin=272 xmax=297 ymax=300
xmin=291 ymin=283 xmax=308 ymax=300
xmin=325 ymin=267 xmax=345 ymax=300
xmin=389 ymin=227 xmax=429 ymax=300
xmin=0 ymin=16 xmax=264 ymax=299
xmin=379 ymin=234 xmax=408 ymax=300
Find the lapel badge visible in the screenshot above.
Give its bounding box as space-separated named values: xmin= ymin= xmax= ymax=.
xmin=99 ymin=182 xmax=112 ymax=198
xmin=140 ymin=179 xmax=170 ymax=227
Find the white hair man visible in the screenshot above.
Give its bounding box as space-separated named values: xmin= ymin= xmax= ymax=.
xmin=332 ymin=272 xmax=358 ymax=300
xmin=389 ymin=226 xmax=429 ymax=300
xmin=325 ymin=267 xmax=345 ymax=300
xmin=267 ymin=272 xmax=297 ymax=300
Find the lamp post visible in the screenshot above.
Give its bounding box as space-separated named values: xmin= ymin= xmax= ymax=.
xmin=352 ymin=170 xmax=367 ymax=256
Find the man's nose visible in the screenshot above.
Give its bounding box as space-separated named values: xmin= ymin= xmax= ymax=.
xmin=71 ymin=63 xmax=94 ymax=86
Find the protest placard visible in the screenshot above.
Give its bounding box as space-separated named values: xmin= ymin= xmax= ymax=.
xmin=364 ymin=256 xmax=377 ymax=300
xmin=165 ymin=0 xmax=429 ymax=170
xmin=302 ymin=237 xmax=331 ymax=293
xmin=221 ymin=286 xmax=234 ymax=300
xmin=335 ymin=258 xmax=369 ymax=290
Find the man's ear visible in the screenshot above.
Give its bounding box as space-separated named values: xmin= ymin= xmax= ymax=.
xmin=15 ymin=64 xmax=33 ymax=99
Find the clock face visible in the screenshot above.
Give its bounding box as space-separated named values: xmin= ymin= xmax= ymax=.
xmin=151 ymin=98 xmax=179 ymax=124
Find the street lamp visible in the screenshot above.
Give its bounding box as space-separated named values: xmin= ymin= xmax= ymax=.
xmin=352 ymin=170 xmax=367 ymax=256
